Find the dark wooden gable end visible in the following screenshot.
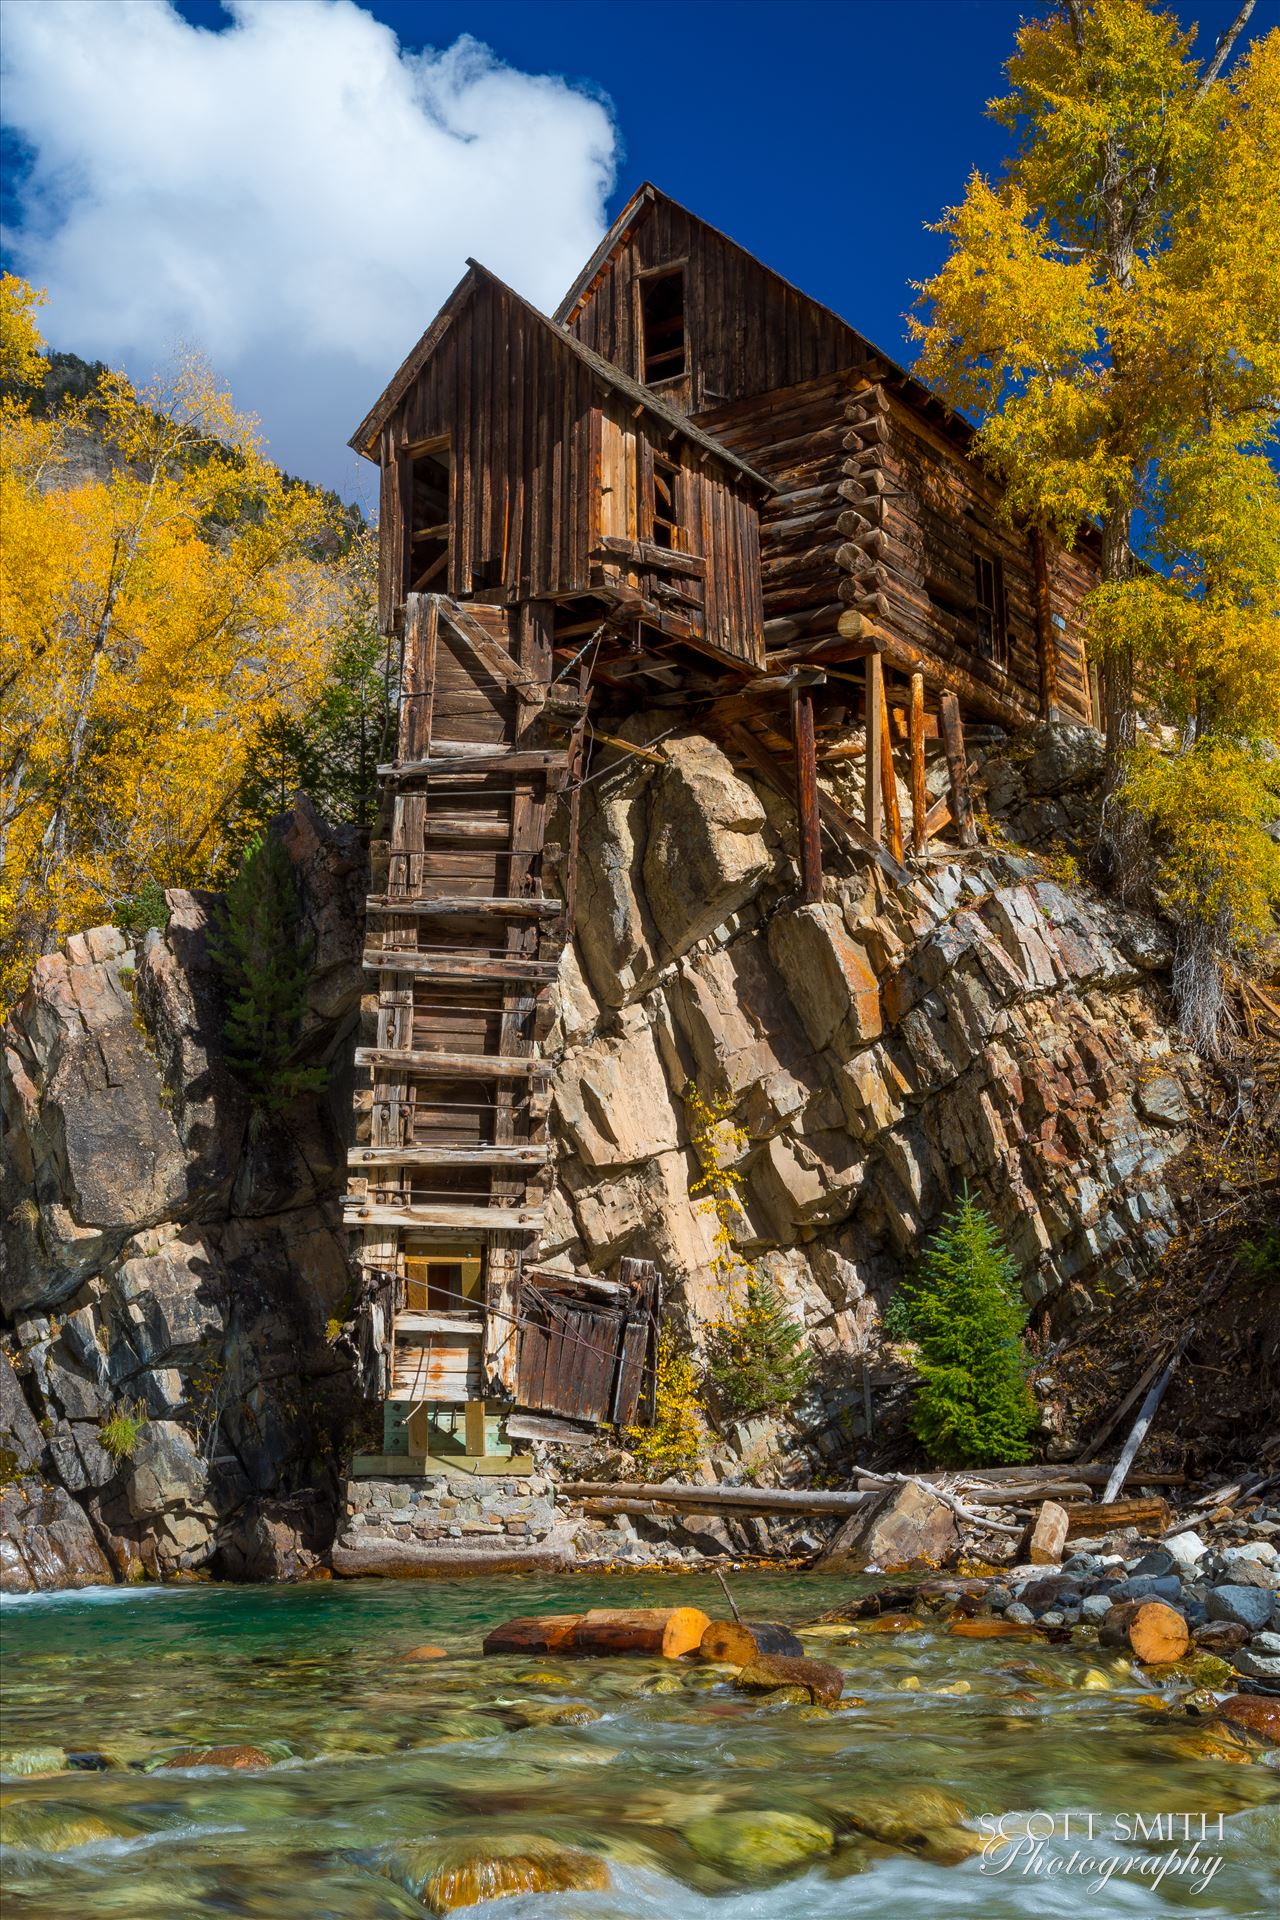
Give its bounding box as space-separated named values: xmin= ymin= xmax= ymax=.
xmin=350 ymin=264 xmax=767 ymax=674
xmin=558 ymin=184 xmax=1099 ymax=727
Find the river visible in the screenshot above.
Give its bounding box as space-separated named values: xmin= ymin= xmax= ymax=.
xmin=1 ymin=1571 xmax=1277 ymax=1916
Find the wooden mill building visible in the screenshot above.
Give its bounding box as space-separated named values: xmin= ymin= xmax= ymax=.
xmin=343 ymin=184 xmax=1101 ymax=1466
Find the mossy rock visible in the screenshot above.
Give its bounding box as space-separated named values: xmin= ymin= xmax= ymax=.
xmin=510 ymin=1701 xmax=600 ymax=1728
xmin=838 ymin=1786 xmax=981 ymax=1862
xmin=383 ymin=1839 xmax=609 ymax=1911
xmin=0 ymin=1801 xmax=134 ymax=1850
xmin=0 ymin=1746 xmax=67 ymax=1777
xmin=1172 ymin=1652 xmax=1234 ymax=1690
xmin=683 ymin=1808 xmax=835 ymax=1879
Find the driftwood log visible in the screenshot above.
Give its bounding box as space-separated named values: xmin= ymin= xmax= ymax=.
xmin=566 ymin=1607 xmax=711 ymax=1659
xmin=700 ymin=1620 xmax=804 ymax=1664
xmin=1098 ymin=1600 xmax=1190 ymax=1665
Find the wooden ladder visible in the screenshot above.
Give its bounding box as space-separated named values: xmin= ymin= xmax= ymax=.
xmin=343 ymin=592 xmax=585 ymax=1419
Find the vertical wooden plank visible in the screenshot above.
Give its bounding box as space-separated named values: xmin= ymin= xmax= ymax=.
xmin=939 ymin=692 xmax=978 ymax=847
xmin=908 ymin=670 xmax=928 ymax=857
xmin=864 ymin=652 xmax=883 ymax=844
xmin=878 ymin=670 xmax=904 ymax=865
xmin=1031 ymin=528 xmax=1058 ymax=721
xmin=790 ymin=681 xmax=823 ymax=903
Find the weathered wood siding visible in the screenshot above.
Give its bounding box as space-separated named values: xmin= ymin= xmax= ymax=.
xmin=376 ymin=276 xmax=762 ymax=670
xmin=564 ymin=197 xmax=862 ymax=413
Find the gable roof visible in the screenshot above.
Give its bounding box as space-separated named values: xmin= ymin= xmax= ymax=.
xmin=554 ymin=180 xmax=971 ymax=442
xmin=348 ymin=258 xmax=772 ymax=492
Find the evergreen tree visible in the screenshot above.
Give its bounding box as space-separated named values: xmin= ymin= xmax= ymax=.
xmin=896 ymin=1191 xmax=1037 ymax=1465
xmin=208 ymin=833 xmax=326 ymax=1120
xmin=706 ymin=1273 xmax=811 ymax=1420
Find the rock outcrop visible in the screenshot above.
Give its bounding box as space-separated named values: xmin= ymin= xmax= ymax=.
xmin=2 ymin=729 xmax=1205 ymax=1586
xmin=1 ymin=798 xmax=365 ymax=1589
xmin=546 ymin=724 xmax=1197 ymax=1463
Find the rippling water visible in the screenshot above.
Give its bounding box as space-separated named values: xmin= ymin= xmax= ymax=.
xmin=2 ymin=1571 xmax=1277 ymax=1916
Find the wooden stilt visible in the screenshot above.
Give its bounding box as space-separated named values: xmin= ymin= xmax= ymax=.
xmin=908 ymin=670 xmax=927 ymax=857
xmin=790 ymin=680 xmax=823 ymax=903
xmin=877 ymin=670 xmax=903 ymax=865
xmin=864 ymin=652 xmax=883 ymax=844
xmin=939 ymin=693 xmax=977 ymax=847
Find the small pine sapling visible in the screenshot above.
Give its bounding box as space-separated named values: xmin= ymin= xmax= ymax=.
xmin=209 ymin=833 xmax=326 ymax=1120
xmin=896 ymin=1189 xmax=1037 ymax=1465
xmin=706 ymin=1273 xmax=810 ymax=1420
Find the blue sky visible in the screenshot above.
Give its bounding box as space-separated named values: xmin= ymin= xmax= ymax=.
xmin=1 ymin=0 xmax=1269 ymax=496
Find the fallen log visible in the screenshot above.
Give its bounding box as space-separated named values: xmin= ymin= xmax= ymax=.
xmin=1061 ymin=1496 xmax=1171 ymax=1537
xmin=1101 ymin=1331 xmax=1191 ymax=1503
xmin=700 ymin=1620 xmax=804 ymax=1665
xmin=734 ymin=1655 xmax=844 ymax=1706
xmin=483 ymin=1614 xmax=582 ymax=1657
xmin=562 ymin=1481 xmax=873 ymax=1516
xmin=1098 ymin=1600 xmax=1190 ymax=1666
xmin=566 ymin=1607 xmax=711 ymax=1659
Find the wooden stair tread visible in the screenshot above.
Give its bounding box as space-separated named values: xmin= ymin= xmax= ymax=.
xmin=354 ymin=1046 xmax=547 ymax=1077
xmin=344 ymin=1201 xmax=545 ymax=1232
xmin=395 ymin=1312 xmax=484 ymax=1337
xmin=379 ymin=749 xmax=567 ymax=779
xmin=348 ymin=1144 xmax=548 ymax=1169
xmin=364 ymin=895 xmax=560 ymax=918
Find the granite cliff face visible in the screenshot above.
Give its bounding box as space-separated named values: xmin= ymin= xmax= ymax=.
xmin=542 ymin=727 xmax=1195 ymax=1386
xmin=1 ymin=730 xmax=1202 ymax=1588
xmin=0 ymin=800 xmax=365 ymax=1591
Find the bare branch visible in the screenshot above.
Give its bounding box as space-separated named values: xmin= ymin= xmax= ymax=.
xmin=1195 ymin=0 xmax=1256 ymax=101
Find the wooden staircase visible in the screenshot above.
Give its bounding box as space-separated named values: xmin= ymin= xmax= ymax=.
xmin=344 ymin=592 xmax=585 ymax=1433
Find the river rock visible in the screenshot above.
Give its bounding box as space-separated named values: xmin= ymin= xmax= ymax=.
xmin=818 ymin=1481 xmax=958 ymax=1573
xmin=1215 ymin=1694 xmax=1280 ymax=1745
xmin=841 ymin=1785 xmax=981 ymax=1862
xmin=683 ymin=1808 xmax=835 ymax=1877
xmin=0 ymin=1802 xmax=131 ymax=1850
xmin=1029 ymin=1501 xmax=1069 ymax=1565
xmin=1194 ymin=1620 xmax=1250 ymax=1651
xmin=157 ymin=1745 xmax=271 ymax=1769
xmin=735 ymin=1655 xmax=844 ymax=1706
xmin=1232 ymin=1648 xmax=1280 ymax=1683
xmin=1206 ymin=1585 xmax=1275 ymax=1631
xmin=0 ymin=1744 xmax=68 ymax=1776
xmin=388 ymin=1841 xmax=610 ymax=1912
xmin=1165 ymin=1531 xmax=1207 ymax=1568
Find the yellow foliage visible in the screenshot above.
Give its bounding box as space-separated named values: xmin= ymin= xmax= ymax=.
xmin=684 ymin=1079 xmax=750 ymax=1305
xmin=625 ymin=1329 xmax=706 ymax=1478
xmin=1122 ymin=740 xmax=1280 ymax=955
xmin=909 ymin=4 xmax=1280 ymax=977
xmin=0 ymin=281 xmax=344 ymax=1007
xmin=0 ymin=275 xmax=48 ymax=390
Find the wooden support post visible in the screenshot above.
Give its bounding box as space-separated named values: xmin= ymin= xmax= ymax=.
xmin=1031 ymin=529 xmax=1058 ymax=722
xmin=877 ymin=671 xmax=903 ymax=865
xmin=864 ymin=652 xmax=883 ymax=843
xmin=790 ymin=681 xmax=823 ymax=903
xmin=464 ymin=1400 xmax=490 ymax=1458
xmin=908 ymin=671 xmax=927 ymax=857
xmin=939 ymin=693 xmax=977 ymax=847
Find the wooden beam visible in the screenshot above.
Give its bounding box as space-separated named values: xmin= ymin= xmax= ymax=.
xmin=347 ymin=1145 xmax=549 ymax=1170
xmin=864 ymin=652 xmax=883 ymax=843
xmin=838 ymin=610 xmax=1036 ymax=731
xmin=908 ymin=670 xmax=928 ymax=857
xmin=729 ymin=725 xmax=910 ymax=888
xmin=378 ymin=749 xmax=568 ymax=780
xmin=364 ymin=895 xmax=561 ymax=917
xmin=354 ymin=1046 xmax=550 ymax=1078
xmin=361 ymin=949 xmax=559 ymax=982
xmin=790 ymin=681 xmax=823 ymax=903
xmin=345 ymin=1203 xmax=544 ymax=1234
xmin=939 ymin=694 xmax=977 ymax=847
xmin=878 ymin=668 xmax=903 ymax=864
xmin=1031 ymin=529 xmax=1057 ymax=721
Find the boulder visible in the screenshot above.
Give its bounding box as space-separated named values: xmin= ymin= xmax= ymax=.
xmin=642 ymin=735 xmax=770 ymax=955
xmin=0 ymin=1479 xmax=113 ymax=1593
xmin=768 ymin=903 xmax=881 ymax=1056
xmin=818 ymin=1481 xmax=958 ymax=1573
xmin=1214 ymin=1693 xmax=1280 ymax=1747
xmin=1206 ymin=1585 xmax=1275 ymax=1631
xmin=682 ymin=1808 xmax=834 ymax=1877
xmin=734 ymin=1655 xmax=843 ymax=1706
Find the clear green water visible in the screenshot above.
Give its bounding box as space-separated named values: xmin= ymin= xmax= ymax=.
xmin=1 ymin=1571 xmax=1277 ymax=1917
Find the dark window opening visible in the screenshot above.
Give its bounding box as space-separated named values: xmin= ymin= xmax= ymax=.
xmin=640 ymin=268 xmax=686 ymax=384
xmin=407 ymin=443 xmax=451 ymax=595
xmin=650 ymin=456 xmax=680 ymax=550
xmin=973 ymin=550 xmax=1008 ymax=668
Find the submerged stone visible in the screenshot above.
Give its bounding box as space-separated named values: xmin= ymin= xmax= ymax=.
xmin=384 ymin=1840 xmax=609 ymax=1912
xmin=683 ymin=1808 xmax=835 ymax=1877
xmin=0 ymin=1801 xmax=132 ymax=1850
xmin=0 ymin=1746 xmax=67 ymax=1777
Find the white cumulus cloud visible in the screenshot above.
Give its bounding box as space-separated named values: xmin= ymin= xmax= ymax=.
xmin=1 ymin=0 xmax=618 ymax=495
